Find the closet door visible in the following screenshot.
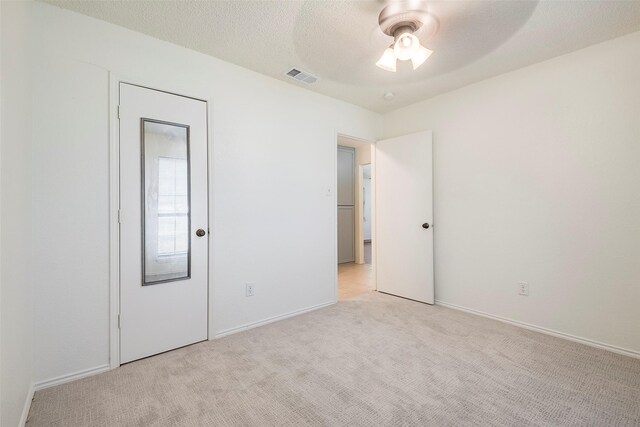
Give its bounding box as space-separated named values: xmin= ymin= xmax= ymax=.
xmin=337 ymin=146 xmax=355 ymax=263
xmin=119 ymin=83 xmax=209 ymax=363
xmin=337 ymin=147 xmax=355 ymax=206
xmin=337 ymin=206 xmax=355 ymax=263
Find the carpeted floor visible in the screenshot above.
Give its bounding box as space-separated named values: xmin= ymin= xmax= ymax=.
xmin=28 ymin=292 xmax=640 ymax=426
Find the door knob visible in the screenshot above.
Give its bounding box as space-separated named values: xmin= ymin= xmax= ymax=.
xmin=422 ymin=223 xmax=430 ymax=229
xmin=196 ymin=229 xmax=206 ymax=237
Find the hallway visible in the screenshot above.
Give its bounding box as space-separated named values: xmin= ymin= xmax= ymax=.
xmin=338 ymin=243 xmax=373 ymax=300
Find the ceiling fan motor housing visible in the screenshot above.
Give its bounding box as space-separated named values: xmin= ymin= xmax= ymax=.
xmin=379 ymin=0 xmax=439 ymax=40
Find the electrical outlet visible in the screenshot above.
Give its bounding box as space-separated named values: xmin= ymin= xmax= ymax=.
xmin=518 ymin=281 xmax=529 ymax=296
xmin=245 ymin=283 xmax=255 ymax=297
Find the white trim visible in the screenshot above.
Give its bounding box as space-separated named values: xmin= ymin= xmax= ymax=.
xmin=206 ymin=90 xmax=215 ymax=340
xmin=435 ymin=300 xmax=640 ymax=360
xmin=214 ymin=301 xmax=335 ymax=339
xmin=34 ymin=364 xmax=111 ymax=391
xmin=108 ymin=72 xmax=121 ymax=369
xmin=332 ymin=130 xmax=339 ymax=303
xmin=370 ymin=142 xmax=377 ymax=291
xmin=19 ymin=384 xmax=35 ymax=427
xmin=355 ymin=164 xmax=365 ymax=264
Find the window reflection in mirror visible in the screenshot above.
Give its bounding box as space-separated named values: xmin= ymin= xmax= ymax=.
xmin=142 ymin=119 xmax=190 ymax=285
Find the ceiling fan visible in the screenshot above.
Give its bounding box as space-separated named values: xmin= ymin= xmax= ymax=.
xmin=376 ymin=0 xmax=439 ymax=72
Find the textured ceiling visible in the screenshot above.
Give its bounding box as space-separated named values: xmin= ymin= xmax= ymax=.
xmin=45 ymin=0 xmax=640 ymax=113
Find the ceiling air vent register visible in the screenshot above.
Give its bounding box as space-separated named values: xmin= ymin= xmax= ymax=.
xmin=285 ymin=68 xmax=319 ymax=84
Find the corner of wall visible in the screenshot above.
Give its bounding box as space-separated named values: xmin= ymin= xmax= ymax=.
xmin=18 ymin=385 xmax=35 ymax=427
xmin=0 ymin=1 xmax=36 ymax=425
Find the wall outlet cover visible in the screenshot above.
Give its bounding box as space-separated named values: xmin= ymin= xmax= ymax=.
xmin=246 ymin=283 xmax=255 ymax=297
xmin=518 ymin=281 xmax=529 ymax=296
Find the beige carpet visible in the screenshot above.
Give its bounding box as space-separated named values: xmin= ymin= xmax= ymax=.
xmin=28 ymin=292 xmax=640 ymax=426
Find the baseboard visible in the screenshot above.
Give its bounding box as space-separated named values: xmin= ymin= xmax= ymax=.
xmin=19 ymin=384 xmax=35 ymax=427
xmin=214 ymin=300 xmax=336 ymax=339
xmin=33 ymin=302 xmax=336 ymax=390
xmin=34 ymin=364 xmax=111 ymax=391
xmin=435 ymin=300 xmax=640 ymax=360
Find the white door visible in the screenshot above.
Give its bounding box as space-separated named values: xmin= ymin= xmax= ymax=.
xmin=376 ymin=131 xmax=434 ymax=304
xmin=119 ymin=83 xmax=208 ymax=363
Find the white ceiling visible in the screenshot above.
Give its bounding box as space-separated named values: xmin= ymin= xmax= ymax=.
xmin=45 ymin=0 xmax=640 ymax=113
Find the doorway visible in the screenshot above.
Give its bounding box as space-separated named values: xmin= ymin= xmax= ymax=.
xmin=337 ymin=135 xmax=375 ymax=300
xmin=118 ymin=83 xmax=209 ymax=364
xmin=336 ymin=130 xmax=434 ymax=304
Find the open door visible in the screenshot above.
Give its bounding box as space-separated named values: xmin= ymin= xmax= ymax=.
xmin=376 ymin=130 xmax=434 ymax=304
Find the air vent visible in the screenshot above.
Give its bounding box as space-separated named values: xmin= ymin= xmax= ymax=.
xmin=285 ymin=68 xmax=318 ymax=84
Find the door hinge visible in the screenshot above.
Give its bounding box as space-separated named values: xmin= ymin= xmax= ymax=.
xmin=117 ymin=105 xmax=121 ymax=119
xmin=118 ymin=314 xmax=121 ymax=329
xmin=117 ymin=209 xmax=122 ymax=224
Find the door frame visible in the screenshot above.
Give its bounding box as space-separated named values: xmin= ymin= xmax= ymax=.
xmin=108 ymin=73 xmax=214 ymax=369
xmin=356 ymin=163 xmax=372 ymax=265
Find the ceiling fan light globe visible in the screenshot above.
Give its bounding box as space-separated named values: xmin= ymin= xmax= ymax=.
xmin=411 ymin=46 xmax=433 ymax=70
xmin=394 ymin=32 xmax=419 ymax=61
xmin=376 ymin=47 xmax=397 ymax=72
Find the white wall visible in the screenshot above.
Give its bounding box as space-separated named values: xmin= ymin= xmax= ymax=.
xmin=1 ymin=2 xmax=35 ymax=425
xmin=32 ymin=56 xmax=112 ymax=385
xmin=5 ymin=1 xmax=380 ymax=390
xmin=4 ymin=6 xmax=638 ymax=420
xmin=384 ymin=31 xmax=640 ymax=355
